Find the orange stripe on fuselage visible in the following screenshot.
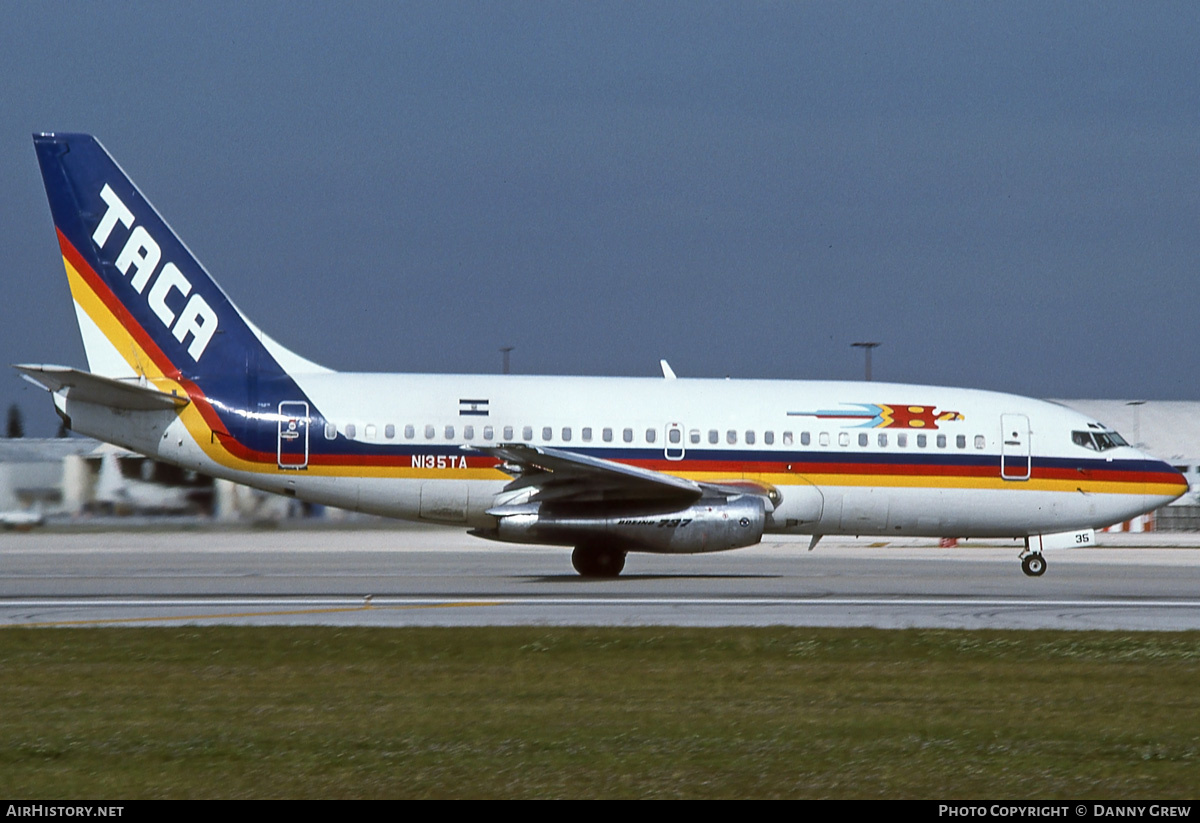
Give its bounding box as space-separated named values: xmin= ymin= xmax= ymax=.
xmin=58 ymin=230 xmax=277 ymax=469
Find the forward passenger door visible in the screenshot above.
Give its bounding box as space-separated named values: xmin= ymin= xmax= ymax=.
xmin=1000 ymin=413 xmax=1031 ymax=481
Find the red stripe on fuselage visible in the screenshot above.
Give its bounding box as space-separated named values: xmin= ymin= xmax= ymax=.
xmin=60 ymin=229 xmax=179 ymax=381
xmin=59 ymin=230 xmax=278 ymax=465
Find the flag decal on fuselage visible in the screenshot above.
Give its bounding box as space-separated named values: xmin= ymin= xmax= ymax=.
xmin=459 ymin=399 xmax=490 ymax=417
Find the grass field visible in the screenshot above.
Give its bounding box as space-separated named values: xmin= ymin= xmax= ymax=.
xmin=2 ymin=626 xmax=1199 ymax=798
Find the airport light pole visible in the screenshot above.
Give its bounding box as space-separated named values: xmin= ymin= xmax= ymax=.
xmin=1126 ymin=400 xmax=1146 ymax=449
xmin=500 ymin=346 xmax=514 ymax=375
xmin=851 ymin=342 xmax=881 ymax=381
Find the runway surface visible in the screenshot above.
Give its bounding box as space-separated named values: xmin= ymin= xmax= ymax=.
xmin=4 ymin=526 xmax=1200 ymax=630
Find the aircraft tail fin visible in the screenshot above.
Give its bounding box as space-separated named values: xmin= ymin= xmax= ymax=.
xmin=32 ymin=133 xmax=329 ymax=384
xmin=93 ymin=450 xmax=127 ymax=505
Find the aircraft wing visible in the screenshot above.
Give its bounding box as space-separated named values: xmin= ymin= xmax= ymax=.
xmin=473 ymin=443 xmax=779 ymax=511
xmin=475 ymin=443 xmax=705 ymax=504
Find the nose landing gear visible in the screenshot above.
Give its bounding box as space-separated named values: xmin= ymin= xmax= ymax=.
xmin=1020 ymin=536 xmax=1047 ymax=577
xmin=1021 ymin=552 xmax=1047 ymax=577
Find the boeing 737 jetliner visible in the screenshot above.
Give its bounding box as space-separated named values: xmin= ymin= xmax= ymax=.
xmin=21 ymin=133 xmax=1187 ymax=576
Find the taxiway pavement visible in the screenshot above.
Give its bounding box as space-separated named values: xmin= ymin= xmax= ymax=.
xmin=4 ymin=526 xmax=1200 ymax=630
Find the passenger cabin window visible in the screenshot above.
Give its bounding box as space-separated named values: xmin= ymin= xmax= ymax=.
xmin=974 ymin=435 xmax=985 ymax=449
xmin=404 ymin=424 xmax=415 ymax=439
xmin=819 ymin=432 xmax=829 ymax=447
xmin=503 ymin=425 xmax=514 ymax=440
xmin=956 ymin=434 xmax=966 ymax=449
xmin=385 ymin=424 xmax=395 ymax=439
xmin=445 ymin=426 xmax=455 ymax=440
xmin=542 ymin=427 xmax=552 ymax=441
xmin=365 ymin=424 xmax=377 ymax=439
xmin=669 ymin=429 xmax=682 ymax=444
xmin=727 ymin=430 xmax=737 ymax=445
xmin=324 ymin=423 xmax=336 ymax=440
xmin=709 ymin=430 xmax=719 ymax=444
xmin=646 ymin=428 xmax=656 ymax=444
xmin=745 ymin=430 xmax=755 ymax=445
xmin=764 ymin=431 xmax=774 ymax=445
xmin=562 ymin=427 xmax=572 ymax=442
xmin=937 ymin=434 xmax=946 ymax=448
xmin=603 ymin=428 xmax=613 ymax=443
xmin=878 ymin=433 xmax=887 ymax=447
xmin=858 ymin=433 xmax=868 ymax=447
xmin=463 ymin=425 xmax=474 ymax=440
xmin=917 ymin=434 xmax=927 ymax=448
xmin=424 ymin=425 xmax=435 ymax=440
xmin=838 ymin=432 xmax=849 ymax=447
xmin=898 ymin=433 xmax=908 ymax=448
xmin=346 ymin=424 xmax=357 ymax=439
xmin=623 ymin=428 xmax=633 ymax=443
xmin=522 ymin=426 xmax=533 ymax=441
xmin=582 ymin=427 xmax=592 ymax=442
xmin=690 ymin=429 xmax=701 ymax=444
xmin=484 ymin=426 xmax=494 ymax=440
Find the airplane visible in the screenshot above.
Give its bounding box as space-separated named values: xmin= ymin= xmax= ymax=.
xmin=19 ymin=133 xmax=1188 ymax=577
xmin=0 ymin=509 xmax=44 ymax=531
xmin=92 ymin=448 xmax=207 ymax=515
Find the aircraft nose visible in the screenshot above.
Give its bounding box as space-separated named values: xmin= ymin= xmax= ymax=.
xmin=1144 ymin=455 xmax=1189 ymax=507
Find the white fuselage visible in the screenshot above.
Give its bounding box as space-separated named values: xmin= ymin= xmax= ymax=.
xmin=59 ymin=371 xmax=1186 ymax=546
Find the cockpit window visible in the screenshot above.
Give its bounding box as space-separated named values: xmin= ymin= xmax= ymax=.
xmin=1073 ymin=430 xmax=1128 ymax=451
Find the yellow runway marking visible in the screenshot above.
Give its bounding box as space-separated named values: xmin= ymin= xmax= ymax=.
xmin=4 ymin=601 xmax=504 ymax=628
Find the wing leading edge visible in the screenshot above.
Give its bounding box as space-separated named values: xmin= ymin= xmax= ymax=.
xmin=473 ymin=443 xmax=779 ymax=510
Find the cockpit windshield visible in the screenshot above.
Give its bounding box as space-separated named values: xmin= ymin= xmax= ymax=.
xmin=1072 ymin=430 xmax=1130 ymax=451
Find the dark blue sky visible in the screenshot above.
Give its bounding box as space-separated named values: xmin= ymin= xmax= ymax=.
xmin=3 ymin=2 xmax=1197 ymax=435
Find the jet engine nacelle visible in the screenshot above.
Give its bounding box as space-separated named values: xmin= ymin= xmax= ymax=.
xmin=480 ymin=494 xmax=767 ymax=554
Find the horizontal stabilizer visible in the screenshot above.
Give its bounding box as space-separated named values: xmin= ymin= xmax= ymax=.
xmin=14 ymin=364 xmax=189 ymax=411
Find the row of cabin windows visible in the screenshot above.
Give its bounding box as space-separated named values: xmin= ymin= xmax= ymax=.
xmin=324 ymin=422 xmax=987 ymax=450
xmin=329 ymin=424 xmax=642 ymax=443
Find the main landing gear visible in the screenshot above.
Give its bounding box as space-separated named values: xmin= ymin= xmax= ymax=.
xmin=572 ymin=545 xmax=627 ymax=578
xmin=1020 ymin=537 xmax=1046 ymax=577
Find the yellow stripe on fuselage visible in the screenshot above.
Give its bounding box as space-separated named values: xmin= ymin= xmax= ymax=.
xmin=741 ymin=471 xmax=1181 ymax=497
xmin=65 ymin=253 xmax=250 ymax=469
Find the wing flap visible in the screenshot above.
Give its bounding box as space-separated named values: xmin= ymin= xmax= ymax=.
xmin=474 ymin=443 xmax=704 ymax=503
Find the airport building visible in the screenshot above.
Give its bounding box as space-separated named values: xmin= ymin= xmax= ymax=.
xmin=0 ymin=437 xmax=99 ymax=519
xmin=0 ymin=437 xmax=303 ymax=523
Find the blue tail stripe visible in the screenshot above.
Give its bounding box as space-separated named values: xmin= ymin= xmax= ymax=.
xmin=34 ymin=133 xmax=317 ymax=457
